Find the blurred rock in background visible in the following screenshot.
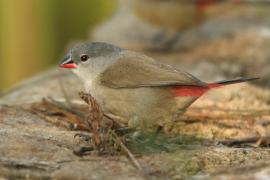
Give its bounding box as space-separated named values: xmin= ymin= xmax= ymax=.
xmin=93 ymin=0 xmax=270 ymax=87
xmin=93 ymin=0 xmax=232 ymax=50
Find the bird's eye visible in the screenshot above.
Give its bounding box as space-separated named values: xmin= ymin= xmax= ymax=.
xmin=80 ymin=54 xmax=89 ymax=62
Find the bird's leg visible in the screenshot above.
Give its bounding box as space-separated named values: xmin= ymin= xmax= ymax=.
xmin=115 ymin=127 xmax=137 ymax=136
xmin=73 ymin=132 xmax=95 ymax=156
xmin=129 ymin=125 xmax=163 ymax=144
xmin=128 ymin=126 xmax=169 ymax=153
xmin=137 ymin=125 xmax=163 ymax=144
xmin=102 ymin=114 xmax=138 ymax=137
xmin=74 ymin=133 xmax=93 ymax=142
xmin=73 ymin=146 xmax=94 ymax=156
xmin=148 ymin=125 xmax=163 ymax=143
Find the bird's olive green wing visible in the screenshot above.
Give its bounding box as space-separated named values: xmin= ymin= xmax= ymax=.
xmin=100 ymin=51 xmax=206 ymax=88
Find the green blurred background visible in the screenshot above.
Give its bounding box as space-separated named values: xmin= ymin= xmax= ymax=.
xmin=0 ymin=0 xmax=116 ymax=91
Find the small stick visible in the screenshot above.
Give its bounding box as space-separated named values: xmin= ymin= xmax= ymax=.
xmin=111 ymin=131 xmax=143 ymax=171
xmin=47 ymin=97 xmax=86 ymax=119
xmin=31 ymin=109 xmax=71 ymax=129
xmin=219 ymin=136 xmax=270 ymax=147
xmin=79 ymin=92 xmax=103 ymax=146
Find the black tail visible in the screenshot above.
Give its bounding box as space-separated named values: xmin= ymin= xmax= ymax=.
xmin=215 ymin=77 xmax=260 ymax=85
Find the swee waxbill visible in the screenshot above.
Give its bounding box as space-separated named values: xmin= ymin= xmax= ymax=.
xmin=59 ymin=42 xmax=258 ymax=130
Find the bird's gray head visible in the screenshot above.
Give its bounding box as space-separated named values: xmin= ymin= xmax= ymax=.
xmin=59 ymin=42 xmax=122 ymax=81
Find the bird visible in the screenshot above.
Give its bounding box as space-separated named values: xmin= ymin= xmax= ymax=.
xmin=129 ymin=0 xmax=219 ymax=31
xmin=59 ymin=42 xmax=258 ymax=131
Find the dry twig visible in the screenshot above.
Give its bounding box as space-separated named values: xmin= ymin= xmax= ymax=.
xmin=30 ymin=98 xmax=89 ymax=131
xmin=219 ymin=136 xmax=270 ymax=147
xmin=79 ymin=92 xmax=103 ymax=147
xmin=111 ymin=131 xmax=143 ymax=171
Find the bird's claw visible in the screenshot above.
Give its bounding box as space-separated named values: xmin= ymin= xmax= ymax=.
xmin=73 ymin=146 xmax=94 ymax=156
xmin=115 ymin=127 xmax=136 ymax=136
xmin=74 ymin=133 xmax=92 ymax=141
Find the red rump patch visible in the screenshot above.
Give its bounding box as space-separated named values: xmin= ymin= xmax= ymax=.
xmin=171 ymin=86 xmax=208 ymax=97
xmin=171 ymin=83 xmax=222 ymax=97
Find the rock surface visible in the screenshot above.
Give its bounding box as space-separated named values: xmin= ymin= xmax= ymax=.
xmin=0 ymin=65 xmax=269 ymax=179
xmin=1 ymin=2 xmax=270 ymax=179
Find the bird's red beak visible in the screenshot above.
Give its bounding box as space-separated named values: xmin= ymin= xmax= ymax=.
xmin=59 ymin=55 xmax=78 ymax=69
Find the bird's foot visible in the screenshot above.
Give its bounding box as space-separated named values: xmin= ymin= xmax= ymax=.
xmin=131 ymin=126 xmax=162 ymax=144
xmin=73 ymin=146 xmax=94 ymax=156
xmin=74 ymin=132 xmax=93 ymax=142
xmin=126 ymin=126 xmax=169 ymax=153
xmin=115 ymin=127 xmax=136 ymax=136
xmin=73 ymin=132 xmax=95 ymax=156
